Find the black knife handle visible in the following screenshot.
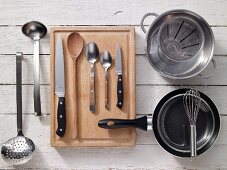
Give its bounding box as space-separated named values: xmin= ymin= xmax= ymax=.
xmin=116 ymin=75 xmax=123 ymax=108
xmin=56 ymin=97 xmax=66 ymax=137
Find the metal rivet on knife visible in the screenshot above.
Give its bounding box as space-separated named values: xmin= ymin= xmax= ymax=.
xmin=107 ymin=121 xmax=115 ymax=126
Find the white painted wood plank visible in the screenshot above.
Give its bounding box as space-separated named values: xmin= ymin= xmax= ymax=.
xmin=0 ymin=144 xmax=226 ymax=169
xmin=0 ymin=55 xmax=226 ymax=86
xmin=136 ymin=85 xmax=227 ymax=115
xmin=0 ymin=85 xmax=50 ymax=114
xmin=0 ymin=0 xmax=227 ymax=26
xmin=0 ymin=27 xmax=227 ymax=55
xmin=0 ymin=115 xmax=226 ymax=169
xmin=0 ymin=85 xmax=226 ymax=115
xmin=0 ymin=55 xmax=50 ymax=84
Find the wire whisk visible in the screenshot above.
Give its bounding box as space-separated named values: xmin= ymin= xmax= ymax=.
xmin=183 ymin=89 xmax=201 ymax=157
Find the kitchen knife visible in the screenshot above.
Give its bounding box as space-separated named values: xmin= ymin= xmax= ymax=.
xmin=115 ymin=45 xmax=123 ymax=108
xmin=55 ymin=36 xmax=66 ymax=137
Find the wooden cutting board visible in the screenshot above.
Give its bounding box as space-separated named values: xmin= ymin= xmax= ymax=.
xmin=50 ymin=26 xmax=135 ymax=147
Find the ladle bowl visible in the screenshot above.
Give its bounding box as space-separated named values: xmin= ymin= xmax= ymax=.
xmin=22 ymin=21 xmax=47 ymax=40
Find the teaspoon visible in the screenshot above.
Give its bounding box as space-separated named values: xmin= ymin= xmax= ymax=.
xmin=100 ymin=50 xmax=112 ymax=109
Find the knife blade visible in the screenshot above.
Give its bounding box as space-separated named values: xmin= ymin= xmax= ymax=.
xmin=115 ymin=45 xmax=123 ymax=108
xmin=55 ymin=35 xmax=66 ymax=137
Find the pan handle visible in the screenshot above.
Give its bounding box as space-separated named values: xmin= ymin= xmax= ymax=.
xmin=98 ymin=116 xmax=148 ymax=131
xmin=140 ymin=13 xmax=159 ymax=34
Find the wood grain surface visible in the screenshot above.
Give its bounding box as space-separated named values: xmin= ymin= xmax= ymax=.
xmin=0 ymin=0 xmax=227 ymax=169
xmin=50 ymin=27 xmax=136 ymax=146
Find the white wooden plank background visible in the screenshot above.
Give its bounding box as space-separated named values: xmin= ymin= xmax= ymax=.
xmin=0 ymin=0 xmax=227 ymax=169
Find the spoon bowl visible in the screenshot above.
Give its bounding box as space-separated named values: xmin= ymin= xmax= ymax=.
xmin=67 ymin=32 xmax=84 ymax=61
xmin=22 ymin=21 xmax=47 ymax=40
xmin=100 ymin=50 xmax=112 ymax=70
xmin=85 ymin=42 xmax=99 ymax=64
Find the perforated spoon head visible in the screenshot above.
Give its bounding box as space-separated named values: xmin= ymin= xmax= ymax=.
xmin=1 ymin=135 xmax=35 ymax=165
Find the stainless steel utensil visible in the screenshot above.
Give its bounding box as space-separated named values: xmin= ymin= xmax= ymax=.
xmin=55 ymin=36 xmax=66 ymax=137
xmin=100 ymin=50 xmax=112 ymax=109
xmin=22 ymin=21 xmax=47 ymax=116
xmin=140 ymin=10 xmax=214 ymax=79
xmin=183 ymin=89 xmax=201 ymax=157
xmin=85 ymin=42 xmax=99 ymax=113
xmin=115 ymin=45 xmax=123 ymax=108
xmin=1 ymin=52 xmax=35 ymax=165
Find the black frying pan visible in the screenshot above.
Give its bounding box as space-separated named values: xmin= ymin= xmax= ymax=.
xmin=98 ymin=89 xmax=220 ymax=157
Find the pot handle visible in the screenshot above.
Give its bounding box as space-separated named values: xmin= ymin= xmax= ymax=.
xmin=198 ymin=59 xmax=216 ymax=79
xmin=140 ymin=13 xmax=159 ymax=34
xmin=98 ymin=116 xmax=148 ymax=131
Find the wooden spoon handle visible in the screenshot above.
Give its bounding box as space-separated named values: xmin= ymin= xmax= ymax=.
xmin=73 ymin=63 xmax=78 ymax=138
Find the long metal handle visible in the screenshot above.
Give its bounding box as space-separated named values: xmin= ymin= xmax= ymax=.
xmin=105 ymin=70 xmax=109 ymax=109
xmin=90 ymin=64 xmax=95 ymax=112
xmin=190 ymin=125 xmax=197 ymax=157
xmin=16 ymin=52 xmax=23 ymax=135
xmin=33 ymin=39 xmax=41 ymax=116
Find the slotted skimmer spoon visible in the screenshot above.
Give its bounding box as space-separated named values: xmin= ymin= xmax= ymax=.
xmin=183 ymin=88 xmax=201 ymax=157
xmin=1 ymin=52 xmax=35 ymax=165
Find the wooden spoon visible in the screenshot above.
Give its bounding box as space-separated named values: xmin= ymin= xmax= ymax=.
xmin=67 ymin=32 xmax=84 ymax=138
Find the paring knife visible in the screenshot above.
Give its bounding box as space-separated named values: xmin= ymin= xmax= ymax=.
xmin=55 ymin=36 xmax=66 ymax=137
xmin=116 ymin=45 xmax=123 ymax=108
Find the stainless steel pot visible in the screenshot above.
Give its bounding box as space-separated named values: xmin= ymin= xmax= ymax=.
xmin=140 ymin=9 xmax=215 ymax=79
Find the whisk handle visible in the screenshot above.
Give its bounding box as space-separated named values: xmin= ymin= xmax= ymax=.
xmin=190 ymin=125 xmax=197 ymax=157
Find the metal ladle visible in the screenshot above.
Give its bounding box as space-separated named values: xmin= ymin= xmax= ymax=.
xmin=85 ymin=42 xmax=99 ymax=113
xmin=1 ymin=52 xmax=35 ymax=165
xmin=22 ymin=21 xmax=47 ymax=116
xmin=100 ymin=50 xmax=112 ymax=109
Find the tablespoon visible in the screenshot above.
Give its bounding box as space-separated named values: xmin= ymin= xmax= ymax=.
xmin=85 ymin=42 xmax=99 ymax=113
xmin=100 ymin=50 xmax=112 ymax=109
xmin=22 ymin=21 xmax=47 ymax=116
xmin=67 ymin=32 xmax=83 ymax=137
